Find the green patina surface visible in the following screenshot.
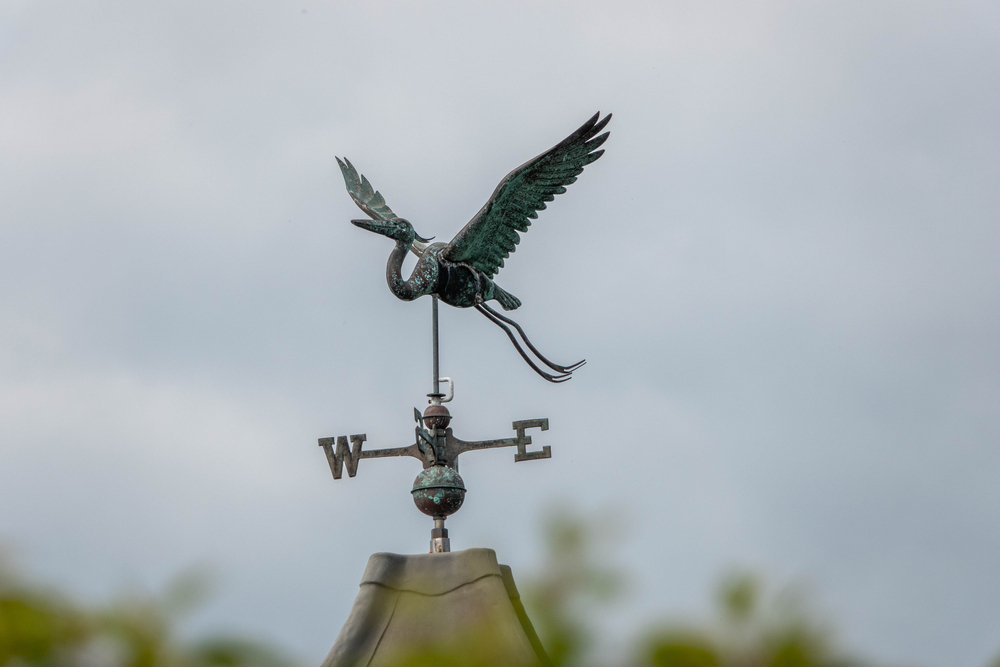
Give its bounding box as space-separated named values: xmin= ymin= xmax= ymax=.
xmin=411 ymin=465 xmax=466 ymax=517
xmin=336 ymin=112 xmax=610 ymax=312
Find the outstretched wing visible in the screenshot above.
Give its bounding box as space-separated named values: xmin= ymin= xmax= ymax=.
xmin=444 ymin=112 xmax=611 ymax=278
xmin=336 ymin=157 xmax=400 ymax=221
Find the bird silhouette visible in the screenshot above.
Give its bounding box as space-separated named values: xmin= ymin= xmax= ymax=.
xmin=337 ymin=112 xmax=611 ymax=382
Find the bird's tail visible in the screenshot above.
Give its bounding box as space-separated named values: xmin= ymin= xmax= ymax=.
xmin=492 ymin=285 xmax=522 ymax=311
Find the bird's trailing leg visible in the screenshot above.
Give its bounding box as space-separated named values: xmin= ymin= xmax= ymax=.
xmin=475 ymin=305 xmax=570 ymax=383
xmin=475 ymin=304 xmax=583 ymax=383
xmin=479 ymin=302 xmax=586 ymax=374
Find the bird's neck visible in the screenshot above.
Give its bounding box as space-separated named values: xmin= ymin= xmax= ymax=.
xmin=386 ymin=239 xmax=418 ymax=301
xmin=410 ymin=239 xmax=429 ymax=257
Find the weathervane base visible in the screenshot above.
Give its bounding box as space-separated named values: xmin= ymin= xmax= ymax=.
xmin=321 ymin=548 xmax=549 ymax=667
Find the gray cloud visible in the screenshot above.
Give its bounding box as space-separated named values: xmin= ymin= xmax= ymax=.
xmin=1 ymin=1 xmax=999 ymax=665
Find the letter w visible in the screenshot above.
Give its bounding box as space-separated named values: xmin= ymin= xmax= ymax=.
xmin=318 ymin=434 xmax=366 ymax=479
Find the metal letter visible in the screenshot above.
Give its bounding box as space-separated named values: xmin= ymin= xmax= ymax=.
xmin=318 ymin=434 xmax=367 ymax=480
xmin=512 ymin=419 xmax=550 ymax=462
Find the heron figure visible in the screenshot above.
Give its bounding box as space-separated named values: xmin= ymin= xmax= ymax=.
xmin=337 ymin=112 xmax=611 ymax=382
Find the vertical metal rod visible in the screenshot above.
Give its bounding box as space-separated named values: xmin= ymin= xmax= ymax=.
xmin=430 ymin=516 xmax=450 ymax=553
xmin=432 ymin=296 xmax=440 ymax=398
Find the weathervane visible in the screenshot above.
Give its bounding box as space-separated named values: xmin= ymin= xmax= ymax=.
xmin=336 ymin=111 xmax=610 ymax=382
xmin=320 ymin=113 xmax=611 ymax=552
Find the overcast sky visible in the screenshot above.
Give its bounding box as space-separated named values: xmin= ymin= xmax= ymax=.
xmin=1 ymin=1 xmax=999 ymax=665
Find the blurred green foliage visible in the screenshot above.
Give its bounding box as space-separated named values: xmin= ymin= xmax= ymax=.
xmin=0 ymin=552 xmax=292 ymax=667
xmin=523 ymin=510 xmax=625 ymax=667
xmin=522 ymin=509 xmax=871 ymax=667
xmin=4 ymin=517 xmax=1000 ymax=667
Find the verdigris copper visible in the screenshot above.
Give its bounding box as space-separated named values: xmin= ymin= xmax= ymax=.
xmin=336 ymin=112 xmax=611 ymax=382
xmin=411 ymin=466 xmax=466 ymax=517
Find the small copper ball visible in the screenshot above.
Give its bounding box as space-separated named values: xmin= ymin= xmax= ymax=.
xmin=411 ymin=465 xmax=466 ymax=517
xmin=423 ymin=404 xmax=451 ymax=430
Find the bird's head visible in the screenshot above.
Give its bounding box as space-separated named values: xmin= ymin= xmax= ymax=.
xmin=351 ymin=217 xmax=433 ymax=246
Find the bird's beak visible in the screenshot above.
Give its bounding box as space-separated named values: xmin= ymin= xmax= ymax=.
xmin=351 ymin=218 xmax=395 ymax=237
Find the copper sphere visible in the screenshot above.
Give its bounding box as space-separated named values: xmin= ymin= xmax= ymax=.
xmin=423 ymin=404 xmax=452 ymax=430
xmin=411 ymin=465 xmax=466 ymax=517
